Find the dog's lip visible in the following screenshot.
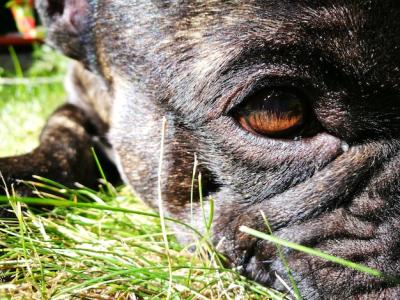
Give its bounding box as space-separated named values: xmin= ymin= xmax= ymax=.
xmin=242 ymin=249 xmax=400 ymax=298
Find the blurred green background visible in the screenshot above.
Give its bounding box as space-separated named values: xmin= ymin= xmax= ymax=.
xmin=0 ymin=1 xmax=67 ymax=157
xmin=0 ymin=45 xmax=67 ymax=157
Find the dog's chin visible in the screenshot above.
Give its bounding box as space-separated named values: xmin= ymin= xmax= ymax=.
xmin=243 ymin=250 xmax=400 ymax=299
xmin=209 ymin=141 xmax=400 ymax=299
xmin=219 ymin=209 xmax=400 ymax=299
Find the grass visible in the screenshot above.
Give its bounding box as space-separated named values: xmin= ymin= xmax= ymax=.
xmin=0 ymin=46 xmax=397 ymax=299
xmin=0 ymin=180 xmax=283 ymax=299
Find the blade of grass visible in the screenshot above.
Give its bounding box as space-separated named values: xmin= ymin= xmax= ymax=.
xmin=157 ymin=117 xmax=173 ymax=299
xmin=190 ymin=154 xmax=198 ymax=226
xmin=260 ymin=211 xmax=301 ymax=300
xmin=240 ymin=226 xmax=400 ymax=284
xmin=0 ymin=196 xmax=203 ymax=238
xmin=8 ymin=46 xmax=24 ymax=78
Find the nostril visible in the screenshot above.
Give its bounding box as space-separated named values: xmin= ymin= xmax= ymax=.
xmin=46 ymin=0 xmax=65 ymax=18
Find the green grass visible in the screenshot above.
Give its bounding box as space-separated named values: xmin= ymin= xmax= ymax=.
xmin=0 ymin=180 xmax=283 ymax=299
xmin=0 ymin=46 xmax=397 ymax=299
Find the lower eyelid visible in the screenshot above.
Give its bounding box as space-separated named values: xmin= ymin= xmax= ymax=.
xmin=213 ymin=117 xmax=341 ymax=157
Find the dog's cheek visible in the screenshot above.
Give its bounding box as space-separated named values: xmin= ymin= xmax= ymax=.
xmin=108 ymin=80 xmax=208 ymax=218
xmin=108 ymin=81 xmax=163 ymax=206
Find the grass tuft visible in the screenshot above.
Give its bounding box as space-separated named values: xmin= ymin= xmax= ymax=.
xmin=0 ymin=180 xmax=284 ymax=299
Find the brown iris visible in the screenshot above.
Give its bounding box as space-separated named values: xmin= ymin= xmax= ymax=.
xmin=236 ymin=89 xmax=305 ymax=138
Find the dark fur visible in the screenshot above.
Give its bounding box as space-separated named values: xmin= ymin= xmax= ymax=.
xmin=2 ymin=1 xmax=400 ymax=298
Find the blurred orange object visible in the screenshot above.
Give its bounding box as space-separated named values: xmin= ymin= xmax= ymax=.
xmin=0 ymin=0 xmax=44 ymax=45
xmin=2 ymin=0 xmax=44 ymax=44
xmin=7 ymin=0 xmax=39 ymax=39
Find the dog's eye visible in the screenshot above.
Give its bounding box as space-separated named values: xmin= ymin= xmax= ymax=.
xmin=235 ymin=89 xmax=306 ymax=138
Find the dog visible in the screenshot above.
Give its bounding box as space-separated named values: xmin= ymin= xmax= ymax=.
xmin=1 ymin=0 xmax=400 ymax=298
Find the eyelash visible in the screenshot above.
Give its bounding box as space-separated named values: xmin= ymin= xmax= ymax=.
xmin=223 ymin=76 xmax=314 ymax=116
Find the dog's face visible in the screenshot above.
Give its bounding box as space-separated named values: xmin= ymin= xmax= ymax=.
xmin=38 ymin=0 xmax=400 ymax=298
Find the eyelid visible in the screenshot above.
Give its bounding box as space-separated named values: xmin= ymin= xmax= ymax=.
xmin=221 ymin=68 xmax=313 ymax=116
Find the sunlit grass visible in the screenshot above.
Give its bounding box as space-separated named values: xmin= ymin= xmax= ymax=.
xmin=0 ymin=178 xmax=284 ymax=299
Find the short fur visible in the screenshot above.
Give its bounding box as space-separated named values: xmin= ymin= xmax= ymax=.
xmin=1 ymin=1 xmax=400 ymax=298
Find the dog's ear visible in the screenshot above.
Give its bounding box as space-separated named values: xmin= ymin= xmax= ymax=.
xmin=36 ymin=0 xmax=92 ymax=65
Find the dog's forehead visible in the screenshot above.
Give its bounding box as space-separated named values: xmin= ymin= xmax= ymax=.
xmin=96 ymin=1 xmax=399 ymax=36
xmin=95 ymin=1 xmax=400 ymax=86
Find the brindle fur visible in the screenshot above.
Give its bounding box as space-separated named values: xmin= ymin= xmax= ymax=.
xmin=1 ymin=1 xmax=400 ymax=298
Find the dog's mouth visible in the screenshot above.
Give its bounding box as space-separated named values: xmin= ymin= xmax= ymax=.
xmin=241 ymin=239 xmax=400 ymax=299
xmin=233 ymin=206 xmax=400 ymax=299
xmin=210 ymin=140 xmax=400 ymax=298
